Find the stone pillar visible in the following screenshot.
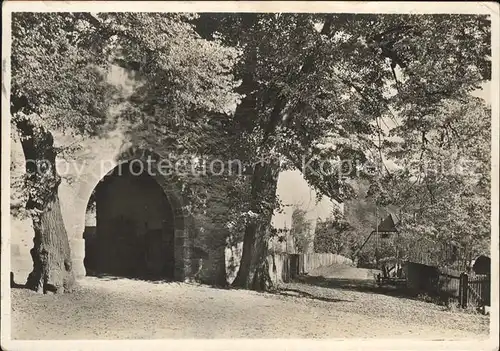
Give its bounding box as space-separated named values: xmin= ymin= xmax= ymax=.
xmin=70 ymin=238 xmax=86 ymax=278
xmin=183 ymin=245 xmax=195 ymax=282
xmin=174 ymin=230 xmax=185 ymax=281
xmin=172 ymin=203 xmax=191 ymax=281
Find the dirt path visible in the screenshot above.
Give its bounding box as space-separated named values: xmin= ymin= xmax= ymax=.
xmin=10 ymin=277 xmax=489 ymax=339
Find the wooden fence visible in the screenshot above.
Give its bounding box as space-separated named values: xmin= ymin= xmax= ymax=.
xmin=267 ymin=252 xmax=353 ymax=285
xmin=437 ymin=267 xmax=462 ymax=299
xmin=404 ymin=261 xmax=491 ymax=307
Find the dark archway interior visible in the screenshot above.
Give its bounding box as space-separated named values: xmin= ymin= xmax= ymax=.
xmin=84 ymin=161 xmax=175 ymax=280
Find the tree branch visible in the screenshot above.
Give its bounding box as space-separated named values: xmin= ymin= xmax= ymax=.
xmin=261 ymin=16 xmax=335 ymax=146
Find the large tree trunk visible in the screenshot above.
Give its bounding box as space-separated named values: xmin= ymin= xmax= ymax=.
xmin=232 ymin=160 xmax=279 ymax=290
xmin=25 ymin=193 xmax=75 ymax=293
xmin=227 ymin=15 xmax=334 ymax=291
xmin=15 ymin=115 xmax=75 ymax=293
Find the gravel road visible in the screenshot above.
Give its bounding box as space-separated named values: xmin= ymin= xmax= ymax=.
xmin=10 ymin=276 xmax=489 ymax=339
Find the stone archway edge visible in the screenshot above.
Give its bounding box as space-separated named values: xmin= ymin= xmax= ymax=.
xmin=72 ymin=146 xmax=196 ymax=282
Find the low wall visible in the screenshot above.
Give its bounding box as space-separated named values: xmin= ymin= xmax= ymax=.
xmin=299 ymin=253 xmax=354 ymax=274
xmin=267 ymin=252 xmax=354 ymax=285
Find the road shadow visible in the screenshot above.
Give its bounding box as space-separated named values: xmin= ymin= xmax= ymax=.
xmin=86 ymin=271 xmax=232 ymax=290
xmin=293 ymin=275 xmax=420 ymax=300
xmin=86 ymin=271 xmax=176 ymax=285
xmin=274 ymin=287 xmax=353 ymax=303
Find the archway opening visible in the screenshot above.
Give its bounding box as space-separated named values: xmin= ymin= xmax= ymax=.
xmin=84 ymin=161 xmax=176 ymax=280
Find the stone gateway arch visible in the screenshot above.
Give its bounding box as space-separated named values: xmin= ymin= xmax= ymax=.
xmin=81 ymin=146 xmax=202 ymax=282
xmin=11 ymin=134 xmax=218 ymax=284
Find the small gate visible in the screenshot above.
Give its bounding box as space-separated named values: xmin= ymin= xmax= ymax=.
xmin=468 ymin=274 xmax=490 ymax=306
xmin=458 ymin=273 xmax=491 ymax=308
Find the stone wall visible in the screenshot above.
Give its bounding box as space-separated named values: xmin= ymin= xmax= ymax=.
xmin=192 ymin=223 xmax=228 ymax=286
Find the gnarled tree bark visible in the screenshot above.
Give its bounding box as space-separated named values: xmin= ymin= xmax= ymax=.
xmin=25 ymin=193 xmax=75 ymax=294
xmin=232 ymin=160 xmax=279 ymax=290
xmin=231 ymin=16 xmax=335 ymax=291
xmin=12 ymin=99 xmax=75 ymax=293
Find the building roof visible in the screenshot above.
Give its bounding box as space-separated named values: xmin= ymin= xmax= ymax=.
xmin=372 ymin=213 xmax=398 ymax=234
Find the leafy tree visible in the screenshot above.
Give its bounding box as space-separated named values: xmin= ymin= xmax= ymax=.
xmin=196 ymin=13 xmax=376 ymax=289
xmin=369 ymin=96 xmax=491 ymax=269
xmin=10 ymin=12 xmax=240 ymax=293
xmin=196 ymin=13 xmax=491 ymax=289
xmin=11 ymin=13 xmax=115 ymax=293
xmin=289 ymin=207 xmax=313 ymax=253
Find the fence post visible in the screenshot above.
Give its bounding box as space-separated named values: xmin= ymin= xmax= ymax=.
xmin=289 ymin=254 xmax=298 ymax=280
xmin=459 ymin=272 xmax=468 ymax=308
